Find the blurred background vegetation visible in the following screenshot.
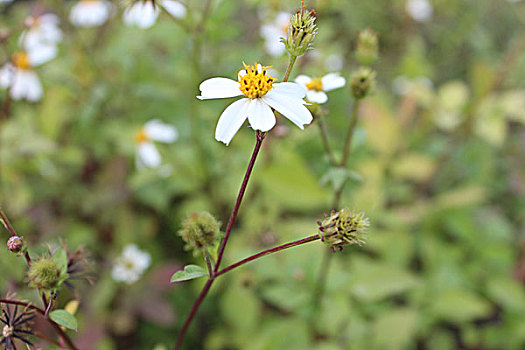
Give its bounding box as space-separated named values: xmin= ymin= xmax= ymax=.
xmin=1 ymin=0 xmax=525 ymax=349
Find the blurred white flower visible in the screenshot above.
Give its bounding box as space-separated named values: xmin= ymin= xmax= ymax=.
xmin=123 ymin=0 xmax=186 ymax=29
xmin=406 ymin=0 xmax=433 ymax=22
xmin=197 ymin=62 xmax=313 ymax=145
xmin=69 ymin=0 xmax=113 ymax=27
xmin=0 ymin=51 xmax=46 ymax=102
xmin=22 ymin=14 xmax=62 ymax=56
xmin=111 ymin=244 xmax=151 ymax=284
xmin=294 ymin=73 xmax=346 ymax=104
xmin=260 ymin=12 xmax=289 ymax=57
xmin=135 ymin=119 xmax=178 ymax=169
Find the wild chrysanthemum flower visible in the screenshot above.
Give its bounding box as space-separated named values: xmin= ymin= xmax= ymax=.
xmin=0 ymin=301 xmax=35 ymax=349
xmin=197 ymin=62 xmax=313 ymax=145
xmin=123 ymin=0 xmax=186 ymax=29
xmin=294 ymin=73 xmax=346 ymax=104
xmin=135 ymin=119 xmax=178 ymax=169
xmin=260 ymin=12 xmax=289 ymax=57
xmin=0 ymin=51 xmax=45 ymax=102
xmin=111 ymin=244 xmax=151 ymax=284
xmin=406 ymin=0 xmax=433 ymax=22
xmin=69 ymin=0 xmax=113 ymax=27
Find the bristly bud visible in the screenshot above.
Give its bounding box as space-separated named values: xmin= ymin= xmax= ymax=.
xmin=351 ymin=67 xmax=376 ymax=99
xmin=317 ymin=208 xmax=370 ymax=251
xmin=178 ymin=212 xmax=221 ymax=254
xmin=355 ymin=28 xmax=379 ymax=66
xmin=28 ymin=256 xmax=62 ymax=291
xmin=7 ymin=236 xmax=25 ymax=254
xmin=282 ymin=9 xmax=318 ymax=57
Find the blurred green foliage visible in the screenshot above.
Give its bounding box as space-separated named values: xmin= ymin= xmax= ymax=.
xmin=0 ymin=0 xmax=525 ymax=349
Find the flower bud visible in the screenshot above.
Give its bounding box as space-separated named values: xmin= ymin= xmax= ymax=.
xmin=178 ymin=212 xmax=221 ymax=254
xmin=282 ymin=9 xmax=318 ymax=57
xmin=7 ymin=236 xmax=24 ymax=254
xmin=317 ymin=208 xmax=370 ymax=251
xmin=351 ymin=67 xmax=376 ymax=99
xmin=28 ymin=257 xmax=62 ymax=291
xmin=355 ymin=28 xmax=379 ymax=66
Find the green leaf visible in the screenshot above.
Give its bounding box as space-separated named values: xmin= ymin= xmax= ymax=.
xmin=170 ymin=265 xmax=208 ymax=283
xmin=320 ymin=167 xmax=362 ymax=191
xmin=49 ymin=309 xmax=78 ymax=331
xmin=51 ymin=247 xmax=69 ymax=284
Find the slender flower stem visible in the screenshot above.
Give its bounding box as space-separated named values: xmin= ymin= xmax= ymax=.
xmin=175 ymin=132 xmax=265 ymax=350
xmin=0 ymin=299 xmax=78 ymax=350
xmin=213 ymin=131 xmax=265 ymax=274
xmin=332 ymin=99 xmax=361 ymax=208
xmin=283 ymin=55 xmax=297 ymax=82
xmin=0 ymin=209 xmax=32 ymax=265
xmin=216 ymin=234 xmax=320 ymax=277
xmin=316 ymin=112 xmax=337 ymax=166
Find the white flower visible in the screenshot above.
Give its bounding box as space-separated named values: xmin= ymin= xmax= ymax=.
xmin=22 ymin=14 xmax=62 ymax=54
xmin=197 ymin=62 xmax=313 ymax=145
xmin=406 ymin=0 xmax=433 ymax=22
xmin=123 ymin=0 xmax=186 ymax=29
xmin=69 ymin=0 xmax=112 ymax=27
xmin=135 ymin=119 xmax=178 ymax=169
xmin=260 ymin=12 xmax=289 ymax=57
xmin=294 ymin=73 xmax=346 ymax=104
xmin=111 ymin=244 xmax=151 ymax=284
xmin=0 ymin=51 xmax=47 ymax=102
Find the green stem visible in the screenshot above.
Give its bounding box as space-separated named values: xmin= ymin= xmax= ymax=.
xmin=316 ymin=112 xmax=337 ymax=166
xmin=283 ymin=55 xmax=297 ymax=82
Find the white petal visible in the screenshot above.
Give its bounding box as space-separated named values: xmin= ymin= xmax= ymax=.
xmin=322 ymin=73 xmax=346 ymax=91
xmin=137 ymin=142 xmax=162 ymax=168
xmin=406 ymin=0 xmax=433 ymax=22
xmin=215 ymin=98 xmax=250 ymax=145
xmin=10 ymin=70 xmax=43 ymax=102
xmin=69 ymin=1 xmax=112 ymax=27
xmin=27 ymin=44 xmax=57 ymax=66
xmin=306 ymin=90 xmax=328 ymax=104
xmin=161 ymin=0 xmax=186 ymax=19
xmin=262 ymin=91 xmax=313 ymax=129
xmin=124 ymin=2 xmax=159 ymax=29
xmin=272 ymin=82 xmax=306 ymax=99
xmin=294 ymin=74 xmax=312 ymax=87
xmin=247 ymin=99 xmax=276 ymax=132
xmin=197 ymin=77 xmax=242 ymax=100
xmin=0 ymin=64 xmax=14 ymax=89
xmin=144 ymin=119 xmax=178 ymax=143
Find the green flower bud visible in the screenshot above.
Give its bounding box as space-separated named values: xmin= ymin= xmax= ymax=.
xmin=178 ymin=212 xmax=221 ymax=254
xmin=282 ymin=9 xmax=318 ymax=57
xmin=317 ymin=208 xmax=370 ymax=251
xmin=351 ymin=67 xmax=376 ymax=99
xmin=28 ymin=257 xmax=62 ymax=291
xmin=355 ymin=28 xmax=379 ymax=66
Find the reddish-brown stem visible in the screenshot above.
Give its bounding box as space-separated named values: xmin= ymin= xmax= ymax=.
xmin=213 ymin=131 xmax=265 ymax=274
xmin=216 ymin=234 xmax=320 ymax=277
xmin=175 ymin=132 xmax=265 ymax=349
xmin=0 ymin=209 xmax=17 ymax=236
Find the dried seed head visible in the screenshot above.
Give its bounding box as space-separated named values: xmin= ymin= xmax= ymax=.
xmin=318 ymin=208 xmax=370 ymax=251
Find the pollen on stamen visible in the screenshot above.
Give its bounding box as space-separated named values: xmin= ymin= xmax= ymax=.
xmin=238 ymin=62 xmax=275 ymax=99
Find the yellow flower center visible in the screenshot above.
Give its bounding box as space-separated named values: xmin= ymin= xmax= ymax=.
xmin=135 ymin=128 xmax=148 ymax=144
xmin=12 ymin=52 xmax=30 ymax=70
xmin=238 ymin=62 xmax=275 ymax=99
xmin=306 ymin=77 xmax=323 ymax=91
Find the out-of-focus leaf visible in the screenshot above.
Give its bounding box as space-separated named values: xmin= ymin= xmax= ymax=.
xmin=320 ymin=167 xmax=362 ymax=190
xmin=486 ymin=278 xmax=525 ymax=312
xmin=373 ymin=308 xmax=419 ymax=350
xmin=429 ymin=289 xmax=492 ymax=323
